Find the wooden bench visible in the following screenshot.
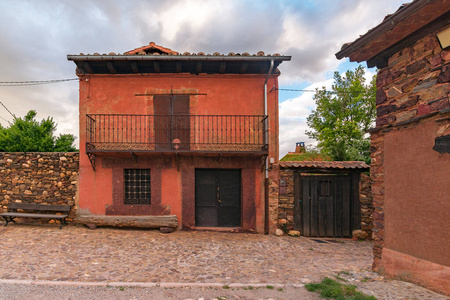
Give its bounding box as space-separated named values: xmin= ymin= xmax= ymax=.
xmin=0 ymin=203 xmax=71 ymax=229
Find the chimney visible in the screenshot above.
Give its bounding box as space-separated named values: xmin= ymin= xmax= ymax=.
xmin=295 ymin=142 xmax=306 ymax=153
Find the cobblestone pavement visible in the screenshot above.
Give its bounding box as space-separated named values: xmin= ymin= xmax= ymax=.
xmin=0 ymin=225 xmax=447 ymax=299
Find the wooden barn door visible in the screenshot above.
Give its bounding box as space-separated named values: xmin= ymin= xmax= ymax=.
xmin=294 ymin=174 xmax=360 ymax=238
xmin=195 ymin=169 xmax=241 ymax=227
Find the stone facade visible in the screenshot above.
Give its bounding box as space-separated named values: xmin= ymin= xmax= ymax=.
xmin=370 ymin=30 xmax=450 ymax=270
xmin=276 ymin=169 xmax=373 ymax=238
xmin=0 ymin=153 xmax=79 ymax=222
xmin=277 ymin=169 xmax=295 ymax=230
xmin=359 ymin=173 xmax=373 ymax=237
xmin=375 ymin=34 xmax=450 ymax=127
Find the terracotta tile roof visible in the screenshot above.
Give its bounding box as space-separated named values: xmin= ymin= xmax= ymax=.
xmin=125 ymin=42 xmax=178 ymax=55
xmin=76 ymin=42 xmax=283 ymax=57
xmin=279 ymin=161 xmax=369 ymax=170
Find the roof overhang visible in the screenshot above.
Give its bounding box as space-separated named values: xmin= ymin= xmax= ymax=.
xmin=279 ymin=161 xmax=369 ymax=172
xmin=67 ymin=54 xmax=291 ymax=75
xmin=335 ymin=0 xmax=450 ymax=68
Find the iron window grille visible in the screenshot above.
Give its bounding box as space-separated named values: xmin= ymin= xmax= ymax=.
xmin=124 ymin=169 xmax=151 ymax=205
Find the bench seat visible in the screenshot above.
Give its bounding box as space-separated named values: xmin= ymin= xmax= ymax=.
xmin=1 ymin=203 xmax=71 ymax=229
xmin=0 ymin=213 xmax=68 ymax=219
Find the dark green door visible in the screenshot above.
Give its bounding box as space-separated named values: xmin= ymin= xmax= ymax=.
xmin=195 ymin=169 xmax=241 ymax=227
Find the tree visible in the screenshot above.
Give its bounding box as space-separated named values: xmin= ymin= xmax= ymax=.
xmin=306 ymin=66 xmax=376 ymax=164
xmin=0 ymin=110 xmax=77 ymax=152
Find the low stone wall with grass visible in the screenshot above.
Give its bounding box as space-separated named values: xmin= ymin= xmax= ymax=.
xmin=0 ymin=152 xmax=79 ymax=222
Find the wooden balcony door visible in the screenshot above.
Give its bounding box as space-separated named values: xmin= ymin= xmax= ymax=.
xmin=154 ymin=95 xmax=190 ymax=150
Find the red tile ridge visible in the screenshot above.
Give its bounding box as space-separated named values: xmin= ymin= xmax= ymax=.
xmin=124 ymin=42 xmax=179 ymax=55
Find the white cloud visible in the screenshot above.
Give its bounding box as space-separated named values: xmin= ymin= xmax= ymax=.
xmin=279 ymin=79 xmax=333 ymax=157
xmin=0 ymin=0 xmax=404 ymax=151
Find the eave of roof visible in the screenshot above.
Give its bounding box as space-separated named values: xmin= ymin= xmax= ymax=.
xmin=279 ymin=161 xmax=369 ymax=170
xmin=67 ymin=54 xmax=291 ymax=62
xmin=67 ymin=42 xmax=291 ymax=75
xmin=67 ymin=54 xmax=291 ymax=75
xmin=335 ymin=0 xmax=450 ymax=67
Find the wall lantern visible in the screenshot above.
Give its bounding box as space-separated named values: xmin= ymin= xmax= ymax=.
xmin=437 ymin=26 xmax=450 ymax=49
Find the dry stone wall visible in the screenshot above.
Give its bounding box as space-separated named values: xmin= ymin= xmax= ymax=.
xmin=0 ymin=153 xmax=79 ymax=222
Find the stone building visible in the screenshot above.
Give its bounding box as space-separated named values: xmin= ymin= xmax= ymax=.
xmin=68 ymin=43 xmax=290 ymax=233
xmin=336 ymin=0 xmax=450 ymax=295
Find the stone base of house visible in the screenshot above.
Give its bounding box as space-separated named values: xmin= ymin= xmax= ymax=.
xmin=76 ymin=215 xmax=178 ymax=229
xmin=378 ymin=248 xmax=450 ymax=296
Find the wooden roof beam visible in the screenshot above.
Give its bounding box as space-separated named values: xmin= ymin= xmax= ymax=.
xmin=153 ymin=61 xmax=161 ymax=73
xmin=106 ymin=62 xmax=116 ymax=74
xmin=196 ymin=62 xmax=202 ymax=74
xmin=219 ymin=62 xmax=226 ymax=73
xmin=83 ymin=62 xmax=93 ymax=74
xmin=131 ymin=61 xmax=139 ymax=73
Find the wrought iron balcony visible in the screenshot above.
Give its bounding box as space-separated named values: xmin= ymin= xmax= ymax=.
xmin=86 ymin=114 xmax=268 ymax=154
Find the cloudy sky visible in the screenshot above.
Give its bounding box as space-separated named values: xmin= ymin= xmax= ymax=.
xmin=0 ymin=0 xmax=406 ymax=156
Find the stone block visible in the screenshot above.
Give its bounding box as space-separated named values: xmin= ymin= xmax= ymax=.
xmin=160 ymin=226 xmax=175 ymax=233
xmin=376 ymin=88 xmax=387 ymax=105
xmin=438 ymin=65 xmax=450 ymax=83
xmin=430 ymin=98 xmax=450 ymax=111
xmin=288 ymin=230 xmax=301 ymax=237
xmin=352 ymin=230 xmax=369 ymax=240
xmin=397 ymin=95 xmax=419 ymax=110
xmin=412 ymin=79 xmax=437 ymax=93
xmin=377 ymin=104 xmax=397 ymax=116
xmin=386 ymin=86 xmax=402 ymax=98
xmin=275 ymin=228 xmax=284 ymax=236
xmin=405 ymin=58 xmax=428 ymax=76
xmin=376 ymin=115 xmax=396 ymax=127
xmin=441 ymin=49 xmax=450 ymax=62
xmin=401 ymin=78 xmax=419 ymax=93
xmin=395 ymin=109 xmax=417 ymax=122
xmin=417 ymin=104 xmax=432 ymax=116
xmin=430 ymin=54 xmax=443 ymax=68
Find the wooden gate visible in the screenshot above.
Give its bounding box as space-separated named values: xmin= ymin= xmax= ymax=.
xmin=294 ymin=174 xmax=360 ymax=237
xmin=195 ymin=169 xmax=241 ymax=227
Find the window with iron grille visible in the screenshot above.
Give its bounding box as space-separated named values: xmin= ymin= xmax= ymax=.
xmin=124 ymin=169 xmax=151 ymax=204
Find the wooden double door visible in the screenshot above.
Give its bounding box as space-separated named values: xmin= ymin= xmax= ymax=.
xmin=195 ymin=169 xmax=241 ymax=227
xmin=294 ymin=174 xmax=360 ymax=238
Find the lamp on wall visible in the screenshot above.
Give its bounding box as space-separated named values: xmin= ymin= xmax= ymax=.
xmin=437 ymin=26 xmax=450 ymax=49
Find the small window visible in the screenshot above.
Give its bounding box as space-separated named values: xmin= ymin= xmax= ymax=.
xmin=124 ymin=169 xmax=151 ymax=204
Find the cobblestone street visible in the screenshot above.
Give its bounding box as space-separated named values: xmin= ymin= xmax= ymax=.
xmin=0 ymin=225 xmax=447 ymax=299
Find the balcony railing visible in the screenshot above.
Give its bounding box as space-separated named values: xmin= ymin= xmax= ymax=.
xmin=86 ymin=114 xmax=268 ymax=153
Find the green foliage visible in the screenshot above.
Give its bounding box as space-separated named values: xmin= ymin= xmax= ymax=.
xmin=305 ymin=277 xmax=377 ymax=300
xmin=0 ymin=110 xmax=77 ymax=152
xmin=281 ymin=145 xmax=330 ymax=161
xmin=306 ymin=66 xmax=376 ymax=164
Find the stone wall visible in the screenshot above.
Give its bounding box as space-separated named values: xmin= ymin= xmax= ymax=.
xmin=375 ymin=34 xmax=450 ymax=127
xmin=276 ymin=169 xmax=372 ymax=238
xmin=370 ymin=30 xmax=450 ymax=270
xmin=359 ymin=173 xmax=373 ymax=238
xmin=0 ymin=153 xmax=79 ymax=222
xmin=277 ymin=169 xmax=295 ymax=230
